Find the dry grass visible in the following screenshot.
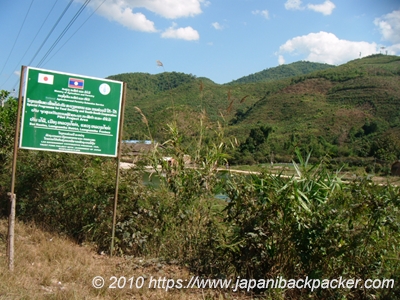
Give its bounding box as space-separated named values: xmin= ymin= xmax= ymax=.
xmin=282 ymin=78 xmax=334 ymax=95
xmin=0 ymin=219 xmax=255 ymax=300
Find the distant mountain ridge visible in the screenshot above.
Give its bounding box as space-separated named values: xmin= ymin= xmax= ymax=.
xmin=107 ymin=54 xmax=400 ymax=165
xmin=226 ymin=61 xmax=335 ymax=85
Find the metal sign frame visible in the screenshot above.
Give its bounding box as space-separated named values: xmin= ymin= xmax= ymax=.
xmin=20 ymin=67 xmax=124 ymax=157
xmin=6 ymin=66 xmax=126 ymax=270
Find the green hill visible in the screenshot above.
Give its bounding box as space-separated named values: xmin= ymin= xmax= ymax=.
xmin=108 ymin=54 xmax=400 ymax=169
xmin=226 ymin=61 xmax=335 ymax=85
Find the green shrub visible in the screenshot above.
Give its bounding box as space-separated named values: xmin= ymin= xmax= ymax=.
xmin=223 ymin=151 xmax=400 ymax=298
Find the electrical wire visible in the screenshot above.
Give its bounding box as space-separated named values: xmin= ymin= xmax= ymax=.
xmin=36 ymin=0 xmax=92 ymax=68
xmin=0 ymin=0 xmax=35 ymax=82
xmin=10 ymin=0 xmax=97 ymax=91
xmin=0 ymin=0 xmax=60 ymax=88
xmin=9 ymin=0 xmax=74 ymax=91
xmin=27 ymin=0 xmax=75 ymax=67
xmin=42 ymin=0 xmax=106 ymax=67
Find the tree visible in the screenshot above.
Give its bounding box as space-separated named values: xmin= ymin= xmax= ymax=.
xmin=1 ymin=90 xmax=10 ymax=107
xmin=240 ymin=125 xmax=272 ymax=153
xmin=233 ymin=125 xmax=273 ymax=164
xmin=370 ymin=132 xmax=400 ymax=162
xmin=362 ymin=120 xmax=379 ymax=136
xmin=0 ymin=91 xmax=17 ymax=157
xmin=0 ymin=91 xmax=17 ymax=216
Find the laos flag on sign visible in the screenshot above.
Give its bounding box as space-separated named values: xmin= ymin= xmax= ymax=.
xmin=68 ymin=78 xmax=84 ymax=89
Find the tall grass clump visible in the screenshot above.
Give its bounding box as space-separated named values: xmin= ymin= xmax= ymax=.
xmin=112 ymin=108 xmax=233 ymax=275
xmin=223 ymin=150 xmax=400 ymax=298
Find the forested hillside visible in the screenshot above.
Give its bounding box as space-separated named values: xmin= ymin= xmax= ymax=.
xmin=228 ymin=54 xmax=400 ymax=167
xmin=226 ymin=61 xmax=335 ymax=85
xmin=109 ymin=54 xmax=400 ymax=171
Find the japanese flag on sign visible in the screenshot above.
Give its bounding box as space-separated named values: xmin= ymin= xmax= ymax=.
xmin=38 ymin=73 xmax=54 ymax=84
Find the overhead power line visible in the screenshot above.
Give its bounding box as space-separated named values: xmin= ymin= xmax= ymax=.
xmin=0 ymin=0 xmax=35 ymax=83
xmin=9 ymin=0 xmax=98 ymax=91
xmin=10 ymin=0 xmax=75 ymax=91
xmin=36 ymin=0 xmax=92 ymax=68
xmin=42 ymin=0 xmax=106 ymax=67
xmin=7 ymin=0 xmax=74 ymax=89
xmin=27 ymin=0 xmax=75 ymax=67
xmin=1 ymin=0 xmax=60 ymax=89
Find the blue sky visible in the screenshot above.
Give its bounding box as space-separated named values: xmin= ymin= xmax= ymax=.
xmin=1 ymin=0 xmax=399 ymax=94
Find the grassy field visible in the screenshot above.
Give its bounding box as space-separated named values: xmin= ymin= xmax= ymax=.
xmin=228 ymin=164 xmax=400 ymax=185
xmin=0 ymin=219 xmax=253 ymax=300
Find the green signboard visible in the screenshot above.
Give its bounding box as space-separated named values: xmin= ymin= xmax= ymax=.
xmin=20 ymin=67 xmax=123 ymax=157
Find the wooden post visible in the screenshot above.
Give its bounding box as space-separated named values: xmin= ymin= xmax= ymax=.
xmin=7 ymin=193 xmax=16 ymax=271
xmin=110 ymin=82 xmax=127 ymax=256
xmin=7 ymin=65 xmax=26 ymax=271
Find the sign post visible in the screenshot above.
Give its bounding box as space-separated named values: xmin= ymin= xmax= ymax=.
xmin=7 ymin=66 xmax=125 ymax=270
xmin=110 ymin=83 xmax=126 ymax=256
xmin=7 ymin=66 xmax=26 ymax=271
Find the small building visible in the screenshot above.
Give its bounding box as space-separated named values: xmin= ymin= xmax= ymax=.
xmin=390 ymin=161 xmax=400 ymax=176
xmin=121 ymin=140 xmax=156 ymax=163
